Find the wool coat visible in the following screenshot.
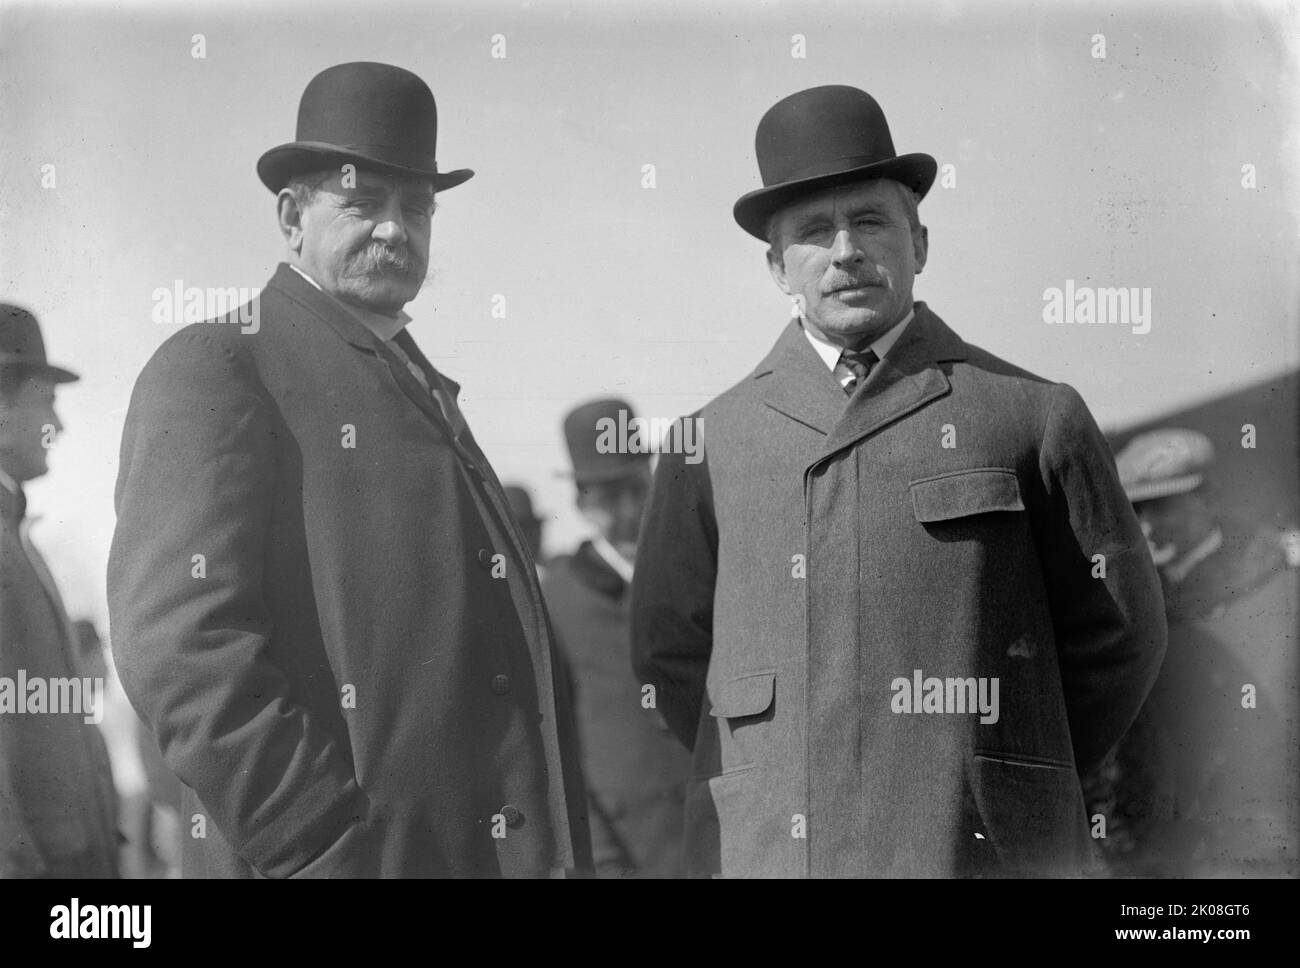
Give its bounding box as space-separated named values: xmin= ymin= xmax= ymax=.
xmin=1 ymin=485 xmax=120 ymax=877
xmin=631 ymin=304 xmax=1168 ymax=877
xmin=108 ymin=263 xmax=591 ymax=878
xmin=544 ymin=541 xmax=691 ymax=875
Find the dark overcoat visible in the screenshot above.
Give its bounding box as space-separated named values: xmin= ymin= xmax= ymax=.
xmin=1 ymin=486 xmax=120 ymax=877
xmin=543 ymin=542 xmax=691 ymax=874
xmin=632 ymin=304 xmax=1168 ymax=877
xmin=108 ymin=264 xmax=591 ymax=877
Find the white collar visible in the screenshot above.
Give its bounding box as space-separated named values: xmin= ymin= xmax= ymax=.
xmin=590 ymin=534 xmax=634 ymax=584
xmin=0 ymin=467 xmax=19 ymax=496
xmin=1164 ymin=527 xmax=1224 ymax=586
xmin=801 ymin=307 xmax=915 ymax=372
xmin=289 ymin=264 xmax=411 ymax=342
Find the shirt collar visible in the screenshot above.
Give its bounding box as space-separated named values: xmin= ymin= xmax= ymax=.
xmin=0 ymin=467 xmax=19 ymax=496
xmin=590 ymin=534 xmax=634 ymax=584
xmin=289 ymin=264 xmax=411 ymax=342
xmin=1164 ymin=526 xmax=1224 ymax=586
xmin=801 ymin=306 xmax=915 ymax=372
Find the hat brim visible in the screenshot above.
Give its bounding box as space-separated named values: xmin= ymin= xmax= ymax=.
xmin=734 ymin=153 xmax=938 ymax=241
xmin=0 ymin=357 xmax=79 ymax=383
xmin=257 ymin=142 xmax=474 ymax=194
xmin=557 ymin=460 xmax=652 ymax=487
xmin=1126 ymin=473 xmax=1205 ymax=504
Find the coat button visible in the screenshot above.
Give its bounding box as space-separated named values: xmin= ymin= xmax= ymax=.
xmin=477 ymin=548 xmax=492 ymax=567
xmin=490 ymin=674 xmax=511 ymax=695
xmin=500 ymin=804 xmax=524 ymax=828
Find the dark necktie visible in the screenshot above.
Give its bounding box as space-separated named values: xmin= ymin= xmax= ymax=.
xmin=840 ymin=347 xmax=879 ymax=395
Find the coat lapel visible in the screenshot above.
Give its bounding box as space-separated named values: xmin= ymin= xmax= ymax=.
xmin=268 ymin=263 xmax=457 ymax=438
xmin=815 ymin=303 xmax=966 ymax=464
xmin=754 ymin=318 xmax=850 ymax=436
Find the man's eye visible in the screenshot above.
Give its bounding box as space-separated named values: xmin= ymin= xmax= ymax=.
xmin=854 ymin=216 xmax=883 ymax=228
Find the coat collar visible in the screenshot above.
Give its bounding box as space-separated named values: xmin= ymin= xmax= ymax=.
xmin=266 ymin=262 xmax=463 ymax=427
xmin=571 ymin=540 xmax=628 ymax=600
xmin=752 ymin=317 xmax=850 ymax=435
xmin=751 ymin=301 xmax=966 ymax=458
xmin=817 ymin=302 xmax=966 ymax=461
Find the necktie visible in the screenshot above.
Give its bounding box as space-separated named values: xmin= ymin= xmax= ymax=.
xmin=386 ymin=337 xmax=467 ymax=438
xmin=840 ymin=346 xmax=879 ymax=395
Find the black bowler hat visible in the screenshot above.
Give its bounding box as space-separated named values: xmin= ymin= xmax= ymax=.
xmin=257 ymin=62 xmax=474 ymax=194
xmin=0 ymin=303 xmax=78 ymax=383
xmin=733 ymin=85 xmax=937 ymax=241
xmin=562 ymin=398 xmax=650 ymax=486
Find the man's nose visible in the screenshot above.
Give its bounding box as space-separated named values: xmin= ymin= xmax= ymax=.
xmin=830 ymin=228 xmax=865 ymax=266
xmin=372 ymin=206 xmax=409 ymax=246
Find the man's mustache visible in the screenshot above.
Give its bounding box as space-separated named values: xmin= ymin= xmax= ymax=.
xmin=822 ymin=274 xmax=883 ymax=294
xmin=347 ymin=245 xmax=420 ymax=276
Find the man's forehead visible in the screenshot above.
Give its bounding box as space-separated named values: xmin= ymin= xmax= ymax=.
xmin=779 ymin=179 xmax=903 ymax=220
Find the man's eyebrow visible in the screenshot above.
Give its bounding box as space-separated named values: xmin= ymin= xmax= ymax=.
xmin=789 ymin=211 xmax=832 ymax=231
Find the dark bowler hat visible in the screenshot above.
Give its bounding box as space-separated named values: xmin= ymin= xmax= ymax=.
xmin=733 ymin=85 xmax=937 ymax=241
xmin=0 ymin=303 xmax=78 ymax=383
xmin=257 ymin=62 xmax=474 ymax=194
xmin=503 ymin=485 xmax=542 ymax=526
xmin=562 ymin=398 xmax=650 ymax=486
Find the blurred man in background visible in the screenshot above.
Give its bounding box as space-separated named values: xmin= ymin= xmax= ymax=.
xmin=504 ymin=484 xmax=547 ymax=575
xmin=1092 ymin=429 xmax=1298 ymax=875
xmin=542 ymin=399 xmax=691 ymax=875
xmin=0 ymin=303 xmax=120 ymax=878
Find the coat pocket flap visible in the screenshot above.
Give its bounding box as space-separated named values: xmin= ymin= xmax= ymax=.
xmin=708 ymin=671 xmax=776 ymax=718
xmin=909 ymin=468 xmax=1024 ymax=522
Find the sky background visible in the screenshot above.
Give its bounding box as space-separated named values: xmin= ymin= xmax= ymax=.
xmin=1 ymin=0 xmax=1297 ymax=630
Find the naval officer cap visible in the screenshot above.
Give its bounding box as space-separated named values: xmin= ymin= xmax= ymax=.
xmin=1114 ymin=428 xmax=1215 ymax=503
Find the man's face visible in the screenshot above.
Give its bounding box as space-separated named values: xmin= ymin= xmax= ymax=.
xmin=577 ymin=464 xmax=651 ymax=563
xmin=0 ymin=374 xmax=62 ymax=483
xmin=1133 ymin=491 xmax=1214 ymax=568
xmin=281 ymin=169 xmax=435 ymax=314
xmin=767 ymin=179 xmax=927 ymax=348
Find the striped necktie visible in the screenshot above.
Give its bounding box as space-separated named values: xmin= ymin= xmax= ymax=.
xmin=840 ymin=347 xmax=879 ymax=395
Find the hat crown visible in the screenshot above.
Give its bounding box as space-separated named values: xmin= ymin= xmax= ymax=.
xmin=0 ymin=302 xmax=77 ymax=382
xmin=563 ymin=397 xmax=648 ymax=484
xmin=0 ymin=304 xmax=47 ymax=363
xmin=756 ymin=85 xmax=898 ymax=187
xmin=295 ymin=62 xmax=439 ymax=169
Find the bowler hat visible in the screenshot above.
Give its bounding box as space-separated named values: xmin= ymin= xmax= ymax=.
xmin=257 ymin=62 xmax=473 ymax=194
xmin=734 ymin=85 xmax=937 ymax=241
xmin=0 ymin=303 xmax=78 ymax=383
xmin=562 ymin=398 xmax=650 ymax=486
xmin=1115 ymin=429 xmax=1215 ymax=503
xmin=503 ymin=485 xmax=543 ymax=526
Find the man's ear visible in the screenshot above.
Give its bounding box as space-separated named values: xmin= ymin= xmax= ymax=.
xmin=276 ymin=190 xmax=306 ymax=254
xmin=766 ymin=247 xmax=792 ymax=295
xmin=912 ymin=223 xmax=929 ymax=276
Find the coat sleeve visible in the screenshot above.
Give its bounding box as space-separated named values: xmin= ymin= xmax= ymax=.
xmin=1035 ymin=383 xmax=1168 ymax=773
xmin=107 ymin=330 xmax=378 ymax=878
xmin=630 ymin=436 xmax=717 ymax=751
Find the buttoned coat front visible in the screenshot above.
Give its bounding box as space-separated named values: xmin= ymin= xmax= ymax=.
xmin=631 ymin=304 xmax=1167 ymax=877
xmin=108 ymin=264 xmax=591 ymax=878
